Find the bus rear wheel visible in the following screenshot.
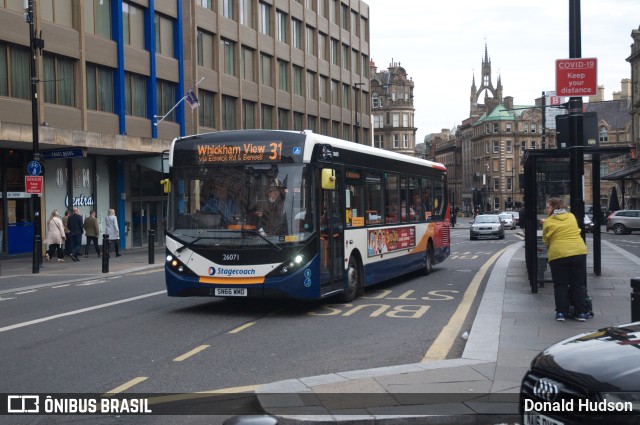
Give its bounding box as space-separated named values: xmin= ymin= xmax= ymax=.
xmin=341 ymin=256 xmax=362 ymax=303
xmin=420 ymin=243 xmax=434 ymax=276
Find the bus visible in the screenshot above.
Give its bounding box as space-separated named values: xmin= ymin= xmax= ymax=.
xmin=164 ymin=130 xmax=450 ymax=302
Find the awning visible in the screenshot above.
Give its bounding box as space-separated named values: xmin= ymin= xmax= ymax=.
xmin=601 ymin=163 xmax=640 ymax=181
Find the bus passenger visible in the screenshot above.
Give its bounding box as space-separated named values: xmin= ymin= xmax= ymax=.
xmin=253 ymin=184 xmax=287 ymax=236
xmin=202 ymin=183 xmax=239 ymax=225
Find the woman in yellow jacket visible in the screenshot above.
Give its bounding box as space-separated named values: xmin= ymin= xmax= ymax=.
xmin=542 ymin=197 xmax=588 ymax=322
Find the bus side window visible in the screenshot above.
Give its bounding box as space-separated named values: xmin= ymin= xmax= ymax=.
xmin=385 ymin=173 xmax=399 ymax=224
xmin=408 ymin=177 xmax=420 ymax=222
xmin=365 ymin=173 xmax=383 ymax=225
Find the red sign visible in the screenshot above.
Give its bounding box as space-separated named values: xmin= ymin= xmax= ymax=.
xmin=25 ymin=176 xmax=43 ymax=194
xmin=548 ymin=95 xmax=562 ymax=106
xmin=555 ymin=58 xmax=597 ymax=96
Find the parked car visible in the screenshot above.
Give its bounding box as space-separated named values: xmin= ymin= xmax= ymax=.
xmin=606 ymin=210 xmax=640 ymax=234
xmin=498 ymin=213 xmax=516 ymax=230
xmin=520 ymin=321 xmax=640 ymax=425
xmin=510 ymin=211 xmax=520 ymax=226
xmin=470 ymin=214 xmax=504 ymax=240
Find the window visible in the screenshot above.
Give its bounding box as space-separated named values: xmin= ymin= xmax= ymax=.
xmin=293 ymin=65 xmax=303 ymax=96
xmin=221 ymin=95 xmax=236 ymax=130
xmin=408 ymin=177 xmax=420 ymax=222
xmin=260 ymin=53 xmax=272 ymax=87
xmin=241 ymin=46 xmax=255 ymax=81
xmin=155 ymin=13 xmax=174 ymax=57
xmin=276 ymin=11 xmax=287 ymax=43
xmin=361 ymin=53 xmax=369 ymax=78
xmin=197 ymin=30 xmax=214 ymax=69
xmin=329 ymin=0 xmax=338 ymax=24
xmin=365 ymin=173 xmax=383 ymax=225
xmin=531 ymin=123 xmax=537 ymax=133
xmin=330 ymin=38 xmax=339 ymax=65
xmin=372 ymin=93 xmax=381 ymax=108
xmin=306 ymin=26 xmax=315 ymax=55
xmin=198 ymin=89 xmax=215 ymax=128
xmin=493 ymin=123 xmax=499 ymax=133
xmin=493 ymin=140 xmax=499 ymax=153
xmin=360 ymin=16 xmax=368 ymax=41
xmin=351 ymin=49 xmax=358 ymax=75
xmin=524 ymin=123 xmax=529 ymax=133
xmin=306 ymin=71 xmax=316 ymax=99
xmin=0 ymin=42 xmax=30 ymax=99
xmin=493 ymin=178 xmax=499 ymax=191
xmin=220 ymin=0 xmax=235 ymax=20
xmin=196 ymin=0 xmax=212 ymax=11
xmin=222 ymin=39 xmax=236 ymax=76
xmin=319 ymin=76 xmax=328 ymax=103
xmin=341 ymin=44 xmax=349 ymax=70
xmin=402 ymin=113 xmax=409 ymax=127
xmin=331 ymin=80 xmax=339 ymax=106
xmin=506 ymin=123 xmax=512 ymax=133
xmin=345 ymin=175 xmax=364 ymax=228
xmin=240 ymin=0 xmax=254 ymax=28
xmin=41 ymin=0 xmax=73 ymax=27
xmin=342 ymin=84 xmax=349 ymax=108
xmin=392 ymin=114 xmax=399 ymax=127
xmin=320 ymin=118 xmax=329 ymax=135
xmin=374 ymin=134 xmax=383 ymax=148
xmin=305 ymin=0 xmax=316 ymax=11
xmin=294 ymin=112 xmax=303 ymax=130
xmin=599 ymin=127 xmax=608 ymax=142
xmin=260 ymin=2 xmax=272 ymax=36
xmin=124 ymin=72 xmax=147 ymax=117
xmin=278 ymin=108 xmax=289 ymax=129
xmin=85 ymin=0 xmax=111 ymax=38
xmin=403 ymin=134 xmax=409 ymax=148
xmin=278 ymin=60 xmax=288 ymax=91
xmin=393 ymin=134 xmax=399 ymax=148
xmin=292 ymin=19 xmax=302 ymax=50
xmin=43 ymin=54 xmax=75 ymax=106
xmin=262 ymin=104 xmax=273 ymax=129
xmin=506 ymin=140 xmax=513 ymax=153
xmin=385 ymin=174 xmax=399 ymax=224
xmin=341 ymin=4 xmax=349 ymax=29
xmin=86 ymin=63 xmax=114 ymax=112
xmin=243 ymin=100 xmax=255 ymax=129
xmin=373 ymin=115 xmax=383 ymax=129
xmin=332 ymin=120 xmax=340 ymax=137
xmin=350 ymin=10 xmax=357 ymax=34
xmin=318 ymin=33 xmax=327 ymax=61
xmin=156 ymin=79 xmax=176 ymax=122
xmin=123 ymin=2 xmax=144 ymax=48
xmin=507 ymin=177 xmax=513 ymax=191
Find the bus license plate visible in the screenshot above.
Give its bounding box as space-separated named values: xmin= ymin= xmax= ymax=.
xmin=214 ymin=288 xmax=247 ymax=297
xmin=524 ymin=412 xmax=564 ymax=425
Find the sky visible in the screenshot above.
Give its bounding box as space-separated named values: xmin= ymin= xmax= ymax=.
xmin=364 ymin=0 xmax=639 ymax=143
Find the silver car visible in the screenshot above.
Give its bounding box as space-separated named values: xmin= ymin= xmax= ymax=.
xmin=470 ymin=215 xmax=505 ymax=240
xmin=498 ymin=213 xmax=516 ymax=230
xmin=606 ymin=209 xmax=640 ymax=234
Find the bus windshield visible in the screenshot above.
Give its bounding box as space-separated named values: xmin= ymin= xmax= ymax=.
xmin=167 ymin=164 xmax=313 ymax=248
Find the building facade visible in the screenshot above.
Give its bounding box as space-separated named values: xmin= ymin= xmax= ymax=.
xmin=370 ymin=60 xmax=416 ymax=155
xmin=0 ymin=0 xmax=371 ymax=255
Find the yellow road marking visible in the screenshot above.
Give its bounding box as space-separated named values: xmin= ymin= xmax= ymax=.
xmin=173 ymin=345 xmax=210 ymax=362
xmin=421 ymin=246 xmax=509 ymax=362
xmin=228 ymin=322 xmax=256 ymax=334
xmin=148 ymin=384 xmax=261 ymax=405
xmin=103 ymin=376 xmax=148 ymax=397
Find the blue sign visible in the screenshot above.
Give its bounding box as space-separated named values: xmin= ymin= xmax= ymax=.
xmin=27 ymin=161 xmax=42 ymax=176
xmin=41 ymin=147 xmax=86 ymax=159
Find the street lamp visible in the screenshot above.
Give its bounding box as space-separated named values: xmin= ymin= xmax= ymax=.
xmin=354 ymin=82 xmax=365 ymax=144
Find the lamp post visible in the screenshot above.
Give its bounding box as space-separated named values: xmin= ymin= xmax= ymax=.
xmin=354 ymin=82 xmax=365 ymax=144
xmin=26 ymin=0 xmax=45 ymax=273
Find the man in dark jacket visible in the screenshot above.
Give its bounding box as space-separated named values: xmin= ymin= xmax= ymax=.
xmin=67 ymin=207 xmax=84 ymax=262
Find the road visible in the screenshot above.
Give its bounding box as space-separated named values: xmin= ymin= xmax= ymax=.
xmin=0 ymin=227 xmax=524 ymax=422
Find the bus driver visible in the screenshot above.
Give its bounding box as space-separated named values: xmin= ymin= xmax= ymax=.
xmin=253 ymin=184 xmax=287 ymax=236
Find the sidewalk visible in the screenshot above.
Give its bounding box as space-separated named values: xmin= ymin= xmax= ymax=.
xmin=256 ymin=236 xmax=639 ymax=424
xmin=0 ymin=246 xmax=165 ymax=293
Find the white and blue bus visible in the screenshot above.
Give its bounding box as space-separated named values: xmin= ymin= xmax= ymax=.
xmin=165 ymin=130 xmax=450 ymax=301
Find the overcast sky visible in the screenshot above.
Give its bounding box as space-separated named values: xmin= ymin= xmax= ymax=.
xmin=364 ymin=0 xmax=639 ymax=143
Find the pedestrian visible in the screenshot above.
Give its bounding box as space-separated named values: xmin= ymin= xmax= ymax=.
xmin=542 ymin=197 xmax=589 ymax=322
xmin=45 ymin=209 xmax=66 ymax=263
xmin=84 ymin=210 xmax=101 ymax=258
xmin=67 ymin=207 xmax=84 ymax=262
xmin=519 ymin=205 xmax=526 ymax=229
xmin=62 ymin=210 xmax=72 ymax=257
xmin=105 ymin=208 xmax=121 ymax=257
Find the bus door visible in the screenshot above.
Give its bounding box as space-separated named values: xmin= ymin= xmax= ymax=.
xmin=319 ymin=170 xmax=344 ymax=295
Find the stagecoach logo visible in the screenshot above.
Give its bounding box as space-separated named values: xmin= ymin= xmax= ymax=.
xmin=208 ymin=267 xmax=216 ymax=276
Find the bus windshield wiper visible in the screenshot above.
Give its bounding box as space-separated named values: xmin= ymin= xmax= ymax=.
xmin=244 ymin=230 xmax=283 ymax=252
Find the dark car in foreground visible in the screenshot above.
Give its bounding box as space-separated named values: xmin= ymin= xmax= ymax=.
xmin=520 ymin=322 xmax=640 ymax=425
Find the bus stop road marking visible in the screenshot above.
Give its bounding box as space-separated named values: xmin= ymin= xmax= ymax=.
xmin=173 ymin=345 xmax=210 ymax=362
xmin=421 ymin=246 xmax=509 ymax=363
xmin=103 ymin=377 xmax=148 ymax=397
xmin=0 ymin=291 xmax=167 ymax=334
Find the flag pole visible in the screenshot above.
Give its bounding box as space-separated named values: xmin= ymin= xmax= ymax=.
xmin=154 ymin=77 xmax=205 ymax=126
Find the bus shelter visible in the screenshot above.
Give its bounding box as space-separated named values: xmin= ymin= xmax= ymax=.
xmin=522 ymin=146 xmax=630 ymax=293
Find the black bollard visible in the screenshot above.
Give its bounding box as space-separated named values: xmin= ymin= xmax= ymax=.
xmin=33 ymin=234 xmax=41 ymax=274
xmin=102 ymin=234 xmax=110 ymax=273
xmin=632 ymin=278 xmax=640 ymax=322
xmin=148 ymin=229 xmax=155 ymax=264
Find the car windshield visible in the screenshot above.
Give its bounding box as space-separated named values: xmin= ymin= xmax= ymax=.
xmin=475 ymin=215 xmax=499 ymax=223
xmin=166 ymin=164 xmax=313 ymax=248
xmin=499 ymin=214 xmax=512 ymax=220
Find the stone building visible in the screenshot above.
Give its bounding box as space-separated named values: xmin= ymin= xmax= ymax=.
xmin=370 ymin=60 xmax=416 ymax=155
xmin=0 ymin=0 xmax=371 ymax=255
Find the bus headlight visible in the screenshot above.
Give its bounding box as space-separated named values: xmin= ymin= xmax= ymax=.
xmin=278 ymin=254 xmax=305 ymax=274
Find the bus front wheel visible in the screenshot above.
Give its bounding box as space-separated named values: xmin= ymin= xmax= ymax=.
xmin=341 ymin=256 xmax=362 ymax=303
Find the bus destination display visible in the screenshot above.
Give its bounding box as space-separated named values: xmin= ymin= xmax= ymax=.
xmin=197 ymin=141 xmax=282 ymax=164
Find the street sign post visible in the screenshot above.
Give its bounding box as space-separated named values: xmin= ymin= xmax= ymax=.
xmin=555 ymin=58 xmax=597 ymax=97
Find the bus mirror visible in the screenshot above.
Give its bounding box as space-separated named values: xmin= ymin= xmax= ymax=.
xmin=160 ymin=179 xmax=171 ymax=193
xmin=321 ymin=169 xmax=336 ymax=190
